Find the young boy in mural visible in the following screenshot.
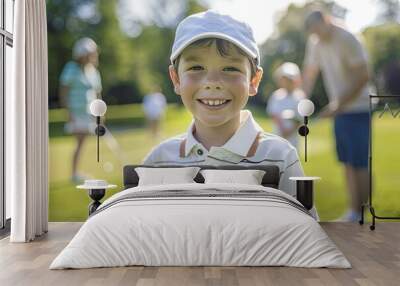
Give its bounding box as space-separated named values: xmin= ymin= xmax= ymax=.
xmin=143 ymin=10 xmax=315 ymax=216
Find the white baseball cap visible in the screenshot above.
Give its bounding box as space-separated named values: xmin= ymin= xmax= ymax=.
xmin=73 ymin=37 xmax=98 ymax=59
xmin=170 ymin=10 xmax=260 ymax=66
xmin=274 ymin=62 xmax=301 ymax=80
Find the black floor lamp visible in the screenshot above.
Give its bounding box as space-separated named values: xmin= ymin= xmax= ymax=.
xmin=359 ymin=94 xmax=400 ymax=230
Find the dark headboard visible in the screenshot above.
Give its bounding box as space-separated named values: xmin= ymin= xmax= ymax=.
xmin=123 ymin=165 xmax=280 ymax=189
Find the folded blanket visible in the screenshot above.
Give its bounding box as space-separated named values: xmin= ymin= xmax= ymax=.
xmin=91 ymin=188 xmax=313 ymax=218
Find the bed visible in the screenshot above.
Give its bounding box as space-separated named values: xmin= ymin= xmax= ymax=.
xmin=49 ymin=165 xmax=350 ymax=269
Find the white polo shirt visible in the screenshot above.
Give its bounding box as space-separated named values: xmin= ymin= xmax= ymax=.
xmin=143 ymin=110 xmax=304 ymax=198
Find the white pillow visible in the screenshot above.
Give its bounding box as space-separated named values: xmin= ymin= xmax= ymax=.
xmin=200 ymin=169 xmax=266 ymax=185
xmin=135 ymin=167 xmax=201 ymax=186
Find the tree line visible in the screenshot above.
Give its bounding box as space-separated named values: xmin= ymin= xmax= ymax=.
xmin=47 ymin=0 xmax=400 ymax=111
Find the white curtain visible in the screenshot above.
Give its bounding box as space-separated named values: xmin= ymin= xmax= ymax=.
xmin=8 ymin=0 xmax=48 ymax=242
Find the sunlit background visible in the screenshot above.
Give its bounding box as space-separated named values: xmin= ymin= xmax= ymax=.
xmin=126 ymin=0 xmax=378 ymax=44
xmin=47 ymin=0 xmax=400 ymax=221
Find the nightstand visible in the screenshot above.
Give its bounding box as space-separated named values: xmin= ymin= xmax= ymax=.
xmin=289 ymin=177 xmax=321 ymax=210
xmin=77 ymin=180 xmax=117 ymax=215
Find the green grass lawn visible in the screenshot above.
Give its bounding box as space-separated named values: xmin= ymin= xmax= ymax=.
xmin=49 ymin=104 xmax=400 ymax=222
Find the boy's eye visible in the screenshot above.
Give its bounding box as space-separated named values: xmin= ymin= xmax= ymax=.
xmin=188 ymin=65 xmax=203 ymax=71
xmin=223 ymin=66 xmax=240 ymax=72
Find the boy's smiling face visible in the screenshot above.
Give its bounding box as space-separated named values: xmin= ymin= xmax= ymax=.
xmin=169 ymin=41 xmax=263 ymax=129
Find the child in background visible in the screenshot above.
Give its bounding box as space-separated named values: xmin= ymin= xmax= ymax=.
xmin=266 ymin=62 xmax=305 ymax=149
xmin=142 ymin=85 xmax=167 ymax=140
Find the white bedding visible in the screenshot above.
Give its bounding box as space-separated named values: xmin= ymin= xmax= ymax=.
xmin=50 ymin=183 xmax=351 ymax=269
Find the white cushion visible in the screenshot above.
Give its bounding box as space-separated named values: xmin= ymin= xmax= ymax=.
xmin=135 ymin=167 xmax=200 ymax=186
xmin=200 ymin=169 xmax=266 ymax=185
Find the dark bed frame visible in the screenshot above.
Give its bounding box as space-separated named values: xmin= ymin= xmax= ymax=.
xmin=84 ymin=165 xmax=318 ymax=216
xmin=123 ymin=165 xmax=281 ymax=190
xmin=85 ymin=165 xmax=280 ymax=216
xmin=87 ymin=165 xmax=316 ymax=216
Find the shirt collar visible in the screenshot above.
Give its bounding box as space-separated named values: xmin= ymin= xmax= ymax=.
xmin=183 ymin=110 xmax=263 ymax=157
xmin=184 ymin=121 xmax=202 ymax=157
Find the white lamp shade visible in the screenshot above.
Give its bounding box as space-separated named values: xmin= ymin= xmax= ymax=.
xmin=90 ymin=99 xmax=107 ymax=116
xmin=298 ymin=99 xmax=315 ymax=117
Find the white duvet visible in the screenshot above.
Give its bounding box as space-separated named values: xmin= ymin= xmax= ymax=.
xmin=50 ymin=183 xmax=351 ymax=269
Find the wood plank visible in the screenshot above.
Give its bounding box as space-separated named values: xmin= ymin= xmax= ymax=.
xmin=0 ymin=222 xmax=399 ymax=285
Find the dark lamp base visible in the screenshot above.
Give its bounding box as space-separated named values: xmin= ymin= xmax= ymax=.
xmin=88 ymin=189 xmax=105 ymax=215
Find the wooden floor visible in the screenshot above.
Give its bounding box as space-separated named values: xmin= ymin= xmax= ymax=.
xmin=0 ymin=222 xmax=399 ymax=286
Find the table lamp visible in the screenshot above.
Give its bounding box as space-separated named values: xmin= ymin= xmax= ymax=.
xmin=297 ymin=99 xmax=315 ymax=162
xmin=89 ymin=99 xmax=107 ymax=162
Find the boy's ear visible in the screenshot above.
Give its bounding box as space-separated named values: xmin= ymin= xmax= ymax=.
xmin=169 ymin=65 xmax=181 ymax=95
xmin=249 ymin=67 xmax=263 ymax=96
